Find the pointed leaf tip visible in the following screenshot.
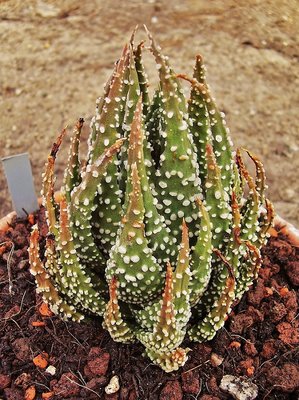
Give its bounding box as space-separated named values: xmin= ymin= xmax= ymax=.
xmin=143 ymin=24 xmax=150 ymax=35
xmin=130 ymin=25 xmax=139 ymax=46
xmin=50 ymin=127 xmax=67 ymax=158
xmin=206 ymin=142 xmax=213 ymax=155
xmin=196 ymin=54 xmax=204 ymax=64
xmin=181 ymin=218 xmax=189 ymax=241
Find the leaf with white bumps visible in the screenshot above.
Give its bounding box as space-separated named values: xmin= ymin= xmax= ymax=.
xmin=30 ymin=27 xmax=274 ymax=373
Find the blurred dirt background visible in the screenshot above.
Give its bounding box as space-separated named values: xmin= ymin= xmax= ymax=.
xmin=0 ymin=0 xmax=298 ymax=225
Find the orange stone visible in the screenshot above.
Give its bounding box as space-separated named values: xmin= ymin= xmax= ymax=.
xmin=33 ymin=352 xmax=49 ymax=369
xmin=39 ymin=303 xmax=53 ymax=317
xmin=25 ymin=385 xmax=36 ymax=400
xmin=42 ymin=392 xmax=54 ymax=399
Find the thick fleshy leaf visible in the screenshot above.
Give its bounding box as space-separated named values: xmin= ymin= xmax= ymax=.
xmin=146 ymin=27 xmax=201 ymax=245
xmin=104 ymin=276 xmax=135 ymax=343
xmin=190 ymin=191 xmax=240 ymax=341
xmin=236 ymin=149 xmax=260 ymax=244
xmin=119 ymin=45 xmax=144 ymax=195
xmin=64 ymin=118 xmax=84 ymax=203
xmin=89 ymin=44 xmax=131 ymax=254
xmin=29 ymin=226 xmax=83 ymax=321
xmin=177 ymin=73 xmax=212 ymax=190
xmin=144 ymin=89 xmax=164 ymax=173
xmin=41 ymin=127 xmax=67 ymax=237
xmin=172 ymin=219 xmax=191 ymax=327
xmin=193 ymin=56 xmax=234 ymax=192
xmin=189 ymin=251 xmax=235 ymax=341
xmin=243 ymin=148 xmax=266 ymax=203
xmin=136 ymin=257 xmax=191 ymax=371
xmin=134 ymin=41 xmax=150 ymax=115
xmin=133 ymin=219 xmax=191 ymax=330
xmin=145 ymin=347 xmax=189 ymax=373
xmin=105 ymin=163 xmax=163 ymax=304
xmin=125 ymin=98 xmax=174 ymax=263
xmin=235 ymin=240 xmax=262 ymax=301
xmin=205 ymin=143 xmax=231 ymax=250
xmin=189 ymin=199 xmax=212 ymax=306
xmin=57 ymin=195 xmax=106 ymax=315
xmin=192 ymin=54 xmax=206 ymax=84
xmin=136 ymin=263 xmax=186 ymax=353
xmin=257 ymin=199 xmax=274 ymax=247
xmin=69 ymin=139 xmax=124 ymax=272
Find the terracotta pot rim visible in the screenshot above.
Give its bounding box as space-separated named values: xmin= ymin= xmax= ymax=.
xmin=1 ymin=201 xmax=298 ymax=247
xmin=269 ymin=215 xmax=299 ymax=247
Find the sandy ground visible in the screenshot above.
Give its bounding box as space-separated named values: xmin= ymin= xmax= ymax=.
xmin=0 ymin=0 xmax=298 ymax=226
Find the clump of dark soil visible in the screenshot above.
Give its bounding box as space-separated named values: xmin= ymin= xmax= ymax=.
xmin=0 ymin=209 xmax=298 ymax=400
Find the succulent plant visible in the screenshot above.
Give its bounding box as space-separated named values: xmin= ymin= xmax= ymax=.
xmin=29 ymin=27 xmax=274 ymax=372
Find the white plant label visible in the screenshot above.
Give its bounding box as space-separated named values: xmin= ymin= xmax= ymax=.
xmin=2 ymin=153 xmax=38 ymax=217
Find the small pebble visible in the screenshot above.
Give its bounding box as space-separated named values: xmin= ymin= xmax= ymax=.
xmin=45 ymin=365 xmax=56 ymax=376
xmin=210 ymin=353 xmax=224 ymax=367
xmin=105 ymin=375 xmax=120 ymax=394
xmin=220 ymin=375 xmax=258 ymax=400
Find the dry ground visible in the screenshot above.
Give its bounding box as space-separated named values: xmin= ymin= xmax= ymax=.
xmin=0 ymin=0 xmax=298 ymax=225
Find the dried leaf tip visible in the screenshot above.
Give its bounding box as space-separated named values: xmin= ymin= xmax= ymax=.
xmin=50 ymin=127 xmax=67 ymax=158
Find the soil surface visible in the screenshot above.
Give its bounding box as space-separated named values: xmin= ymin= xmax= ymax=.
xmin=0 ymin=209 xmax=299 ymax=399
xmin=0 ymin=0 xmax=299 ymax=226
